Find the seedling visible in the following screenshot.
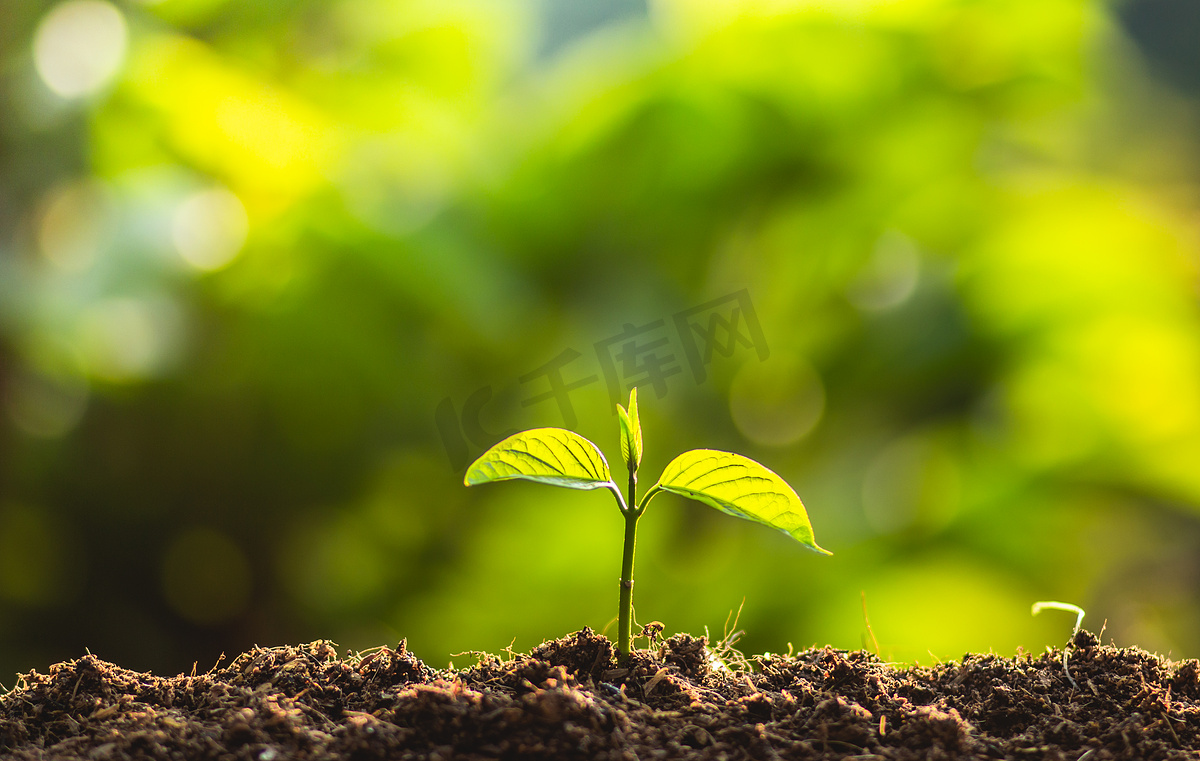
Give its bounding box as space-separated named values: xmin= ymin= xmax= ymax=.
xmin=1031 ymin=600 xmax=1085 ymax=636
xmin=464 ymin=387 xmax=829 ymax=662
xmin=1032 ymin=600 xmax=1085 ymax=688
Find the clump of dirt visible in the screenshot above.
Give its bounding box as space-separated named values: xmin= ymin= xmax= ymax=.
xmin=2 ymin=628 xmax=1198 ymax=759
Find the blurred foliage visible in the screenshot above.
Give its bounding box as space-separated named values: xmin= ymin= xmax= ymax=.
xmin=3 ymin=0 xmax=1200 ymax=679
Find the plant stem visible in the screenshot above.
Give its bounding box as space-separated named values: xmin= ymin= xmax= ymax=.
xmin=627 ymin=469 xmax=637 ymax=520
xmin=615 ymin=478 xmax=662 ymax=663
xmin=617 ymin=507 xmax=639 ymax=663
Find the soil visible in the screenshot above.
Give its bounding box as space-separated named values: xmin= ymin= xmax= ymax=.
xmin=2 ymin=628 xmax=1198 ymax=760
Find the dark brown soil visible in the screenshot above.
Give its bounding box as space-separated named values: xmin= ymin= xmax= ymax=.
xmin=3 ymin=628 xmax=1199 ymax=760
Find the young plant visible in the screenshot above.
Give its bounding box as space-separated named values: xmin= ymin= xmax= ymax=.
xmin=464 ymin=387 xmax=830 ymax=662
xmin=1032 ymin=600 xmax=1085 ymax=688
xmin=1031 ymin=600 xmax=1085 ymax=638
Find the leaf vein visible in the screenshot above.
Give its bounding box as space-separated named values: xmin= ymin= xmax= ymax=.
xmin=561 ymin=434 xmax=600 ymax=479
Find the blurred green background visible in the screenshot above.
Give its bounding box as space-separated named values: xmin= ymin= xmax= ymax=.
xmin=3 ymin=0 xmax=1200 ymax=680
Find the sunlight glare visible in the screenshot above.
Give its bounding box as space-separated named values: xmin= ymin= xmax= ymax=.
xmin=33 ymin=1 xmax=128 ymax=99
xmin=171 ymin=187 xmax=249 ymax=272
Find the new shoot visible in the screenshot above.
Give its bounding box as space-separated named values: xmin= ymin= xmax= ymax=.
xmin=464 ymin=387 xmax=830 ymax=662
xmin=1032 ymin=600 xmax=1085 ymax=688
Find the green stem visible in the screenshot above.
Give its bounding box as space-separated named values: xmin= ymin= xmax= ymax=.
xmin=616 ymin=479 xmax=664 ymax=663
xmin=605 ymin=482 xmax=628 ymax=513
xmin=637 ymin=484 xmax=663 ymax=514
xmin=617 ymin=507 xmax=639 ymax=663
xmin=627 ymin=469 xmax=637 ymax=519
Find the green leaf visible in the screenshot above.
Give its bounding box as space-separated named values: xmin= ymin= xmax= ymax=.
xmin=617 ymin=387 xmax=643 ymax=472
xmin=653 ymin=449 xmax=830 ymax=554
xmin=465 ymin=428 xmax=615 ymax=490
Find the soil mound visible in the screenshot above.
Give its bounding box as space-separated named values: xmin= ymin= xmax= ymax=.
xmin=3 ymin=628 xmax=1198 ymax=759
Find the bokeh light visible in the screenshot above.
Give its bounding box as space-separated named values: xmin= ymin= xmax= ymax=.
xmin=0 ymin=503 xmax=76 ymax=607
xmin=729 ymin=354 xmax=825 ymax=446
xmin=37 ymin=179 xmax=112 ymax=273
xmin=4 ymin=367 xmax=89 ymax=439
xmin=161 ymin=528 xmax=252 ymax=626
xmin=77 ymin=297 xmax=184 ymax=382
xmin=171 ymin=187 xmax=248 ymax=272
xmin=33 ymin=1 xmax=127 ymax=99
